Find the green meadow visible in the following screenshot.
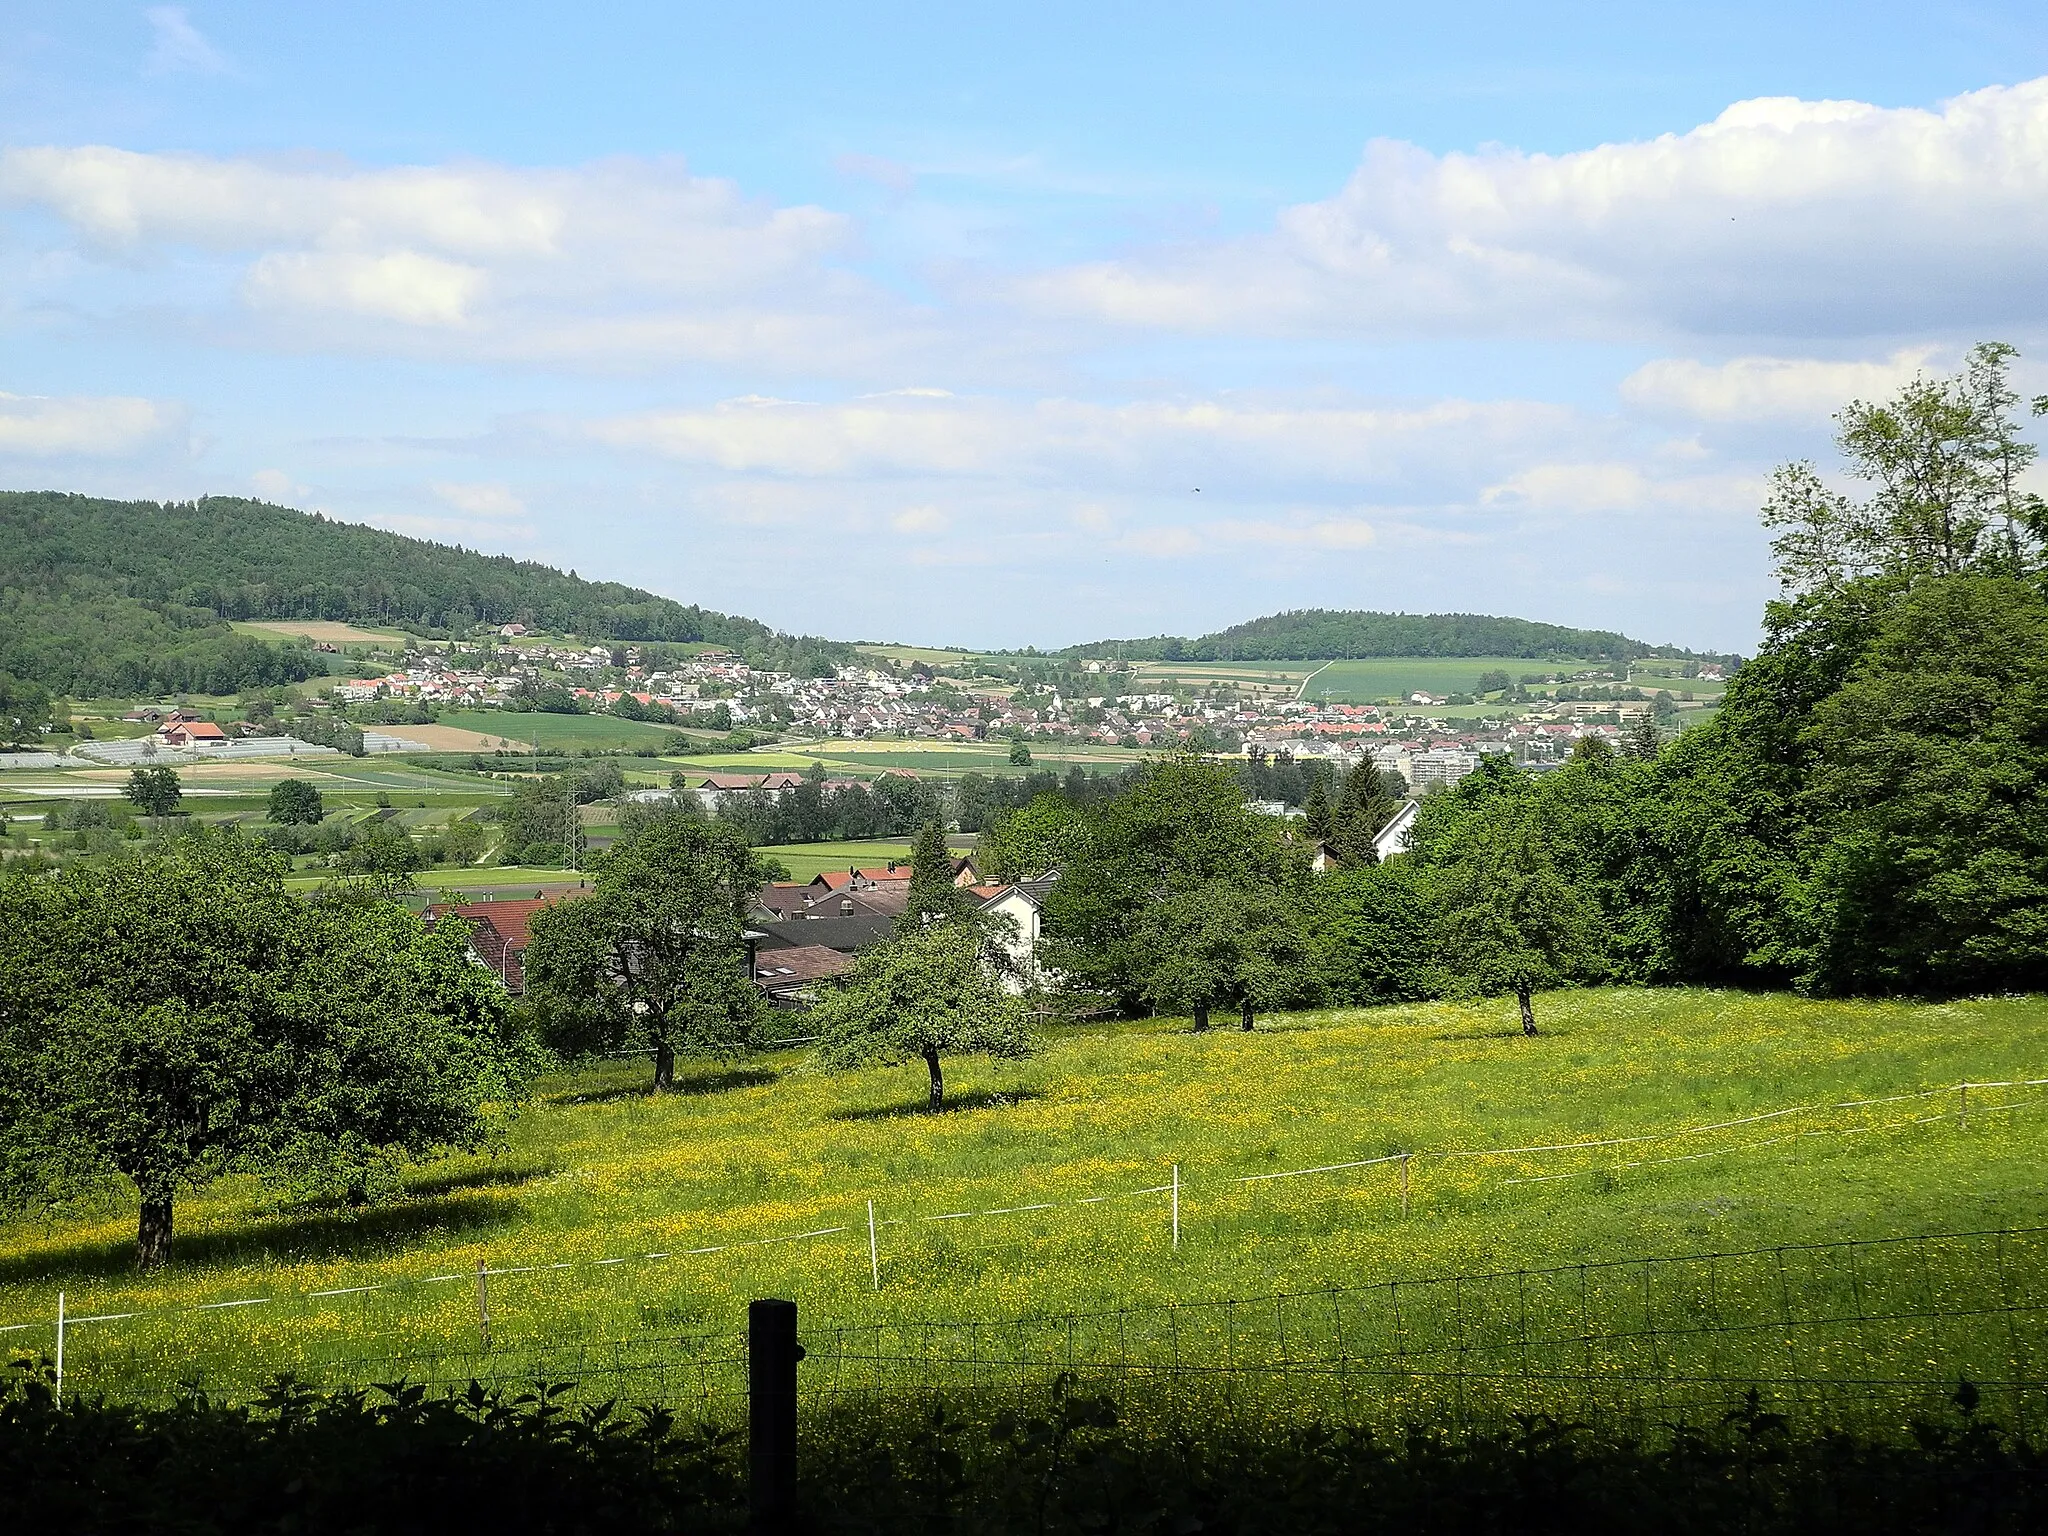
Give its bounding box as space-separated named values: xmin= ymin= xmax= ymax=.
xmin=5 ymin=988 xmax=2044 ymax=1405
xmin=434 ymin=709 xmax=682 ymax=753
xmin=1302 ymin=657 xmax=1602 ymax=703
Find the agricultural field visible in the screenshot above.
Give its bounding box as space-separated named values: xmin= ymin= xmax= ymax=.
xmin=755 ymin=839 xmax=918 ymax=880
xmin=6 ymin=987 xmax=2044 ymax=1405
xmin=672 ymin=740 xmax=1148 ymax=777
xmin=853 ymin=642 xmax=980 ymax=667
xmin=1128 ymin=660 xmax=1325 ymax=699
xmin=231 ymin=620 xmax=411 ymax=647
xmin=1300 ymin=657 xmax=1602 ymax=703
xmin=435 ymin=709 xmax=680 ymax=754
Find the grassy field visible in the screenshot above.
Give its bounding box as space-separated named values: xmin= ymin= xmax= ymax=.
xmin=670 ymin=741 xmax=1148 ymax=777
xmin=1302 ymin=657 xmax=1601 ymax=703
xmin=853 ymin=642 xmax=980 ymax=666
xmin=232 ymin=620 xmax=410 ymax=646
xmin=6 ymin=988 xmax=2045 ymax=1405
xmin=436 ymin=710 xmax=680 ymax=753
xmin=755 ymin=839 xmax=918 ymax=880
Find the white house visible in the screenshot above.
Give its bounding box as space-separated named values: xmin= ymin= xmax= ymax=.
xmin=972 ymin=873 xmax=1059 ymax=992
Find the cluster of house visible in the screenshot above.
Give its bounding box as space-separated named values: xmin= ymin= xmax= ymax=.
xmin=123 ymin=706 xmax=274 ymax=748
xmin=425 ymin=854 xmax=1054 ymax=1010
xmin=1247 ymin=716 xmax=1641 ymax=790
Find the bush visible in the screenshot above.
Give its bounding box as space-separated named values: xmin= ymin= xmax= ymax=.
xmin=3 ymin=1360 xmax=2043 ymax=1536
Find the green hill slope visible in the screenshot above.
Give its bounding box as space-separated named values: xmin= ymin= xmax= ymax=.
xmin=1067 ymin=608 xmax=1724 ymax=663
xmin=8 ymin=987 xmax=2042 ymax=1405
xmin=0 ymin=491 xmax=849 ymax=698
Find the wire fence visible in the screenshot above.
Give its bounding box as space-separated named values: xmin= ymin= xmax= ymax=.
xmin=58 ymin=1227 xmax=2048 ymax=1440
xmin=11 ymin=1075 xmax=2046 ymax=1411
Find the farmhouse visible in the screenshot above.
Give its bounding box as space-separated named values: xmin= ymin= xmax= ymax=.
xmin=426 ymin=894 xmax=580 ymax=994
xmin=157 ymin=720 xmax=228 ymax=748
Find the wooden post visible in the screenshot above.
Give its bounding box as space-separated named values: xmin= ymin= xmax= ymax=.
xmin=867 ymin=1200 xmax=880 ymax=1291
xmin=750 ymin=1299 xmax=803 ymax=1532
xmin=1959 ymin=1082 xmax=1968 ymax=1131
xmin=1171 ymin=1163 xmax=1180 ymax=1250
xmin=1401 ymin=1154 xmax=1411 ymax=1218
xmin=54 ymin=1291 xmax=64 ymax=1408
xmin=476 ymin=1260 xmax=491 ymax=1351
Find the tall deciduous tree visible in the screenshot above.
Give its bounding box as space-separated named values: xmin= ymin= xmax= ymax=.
xmin=1043 ymin=753 xmax=1295 ymax=1006
xmin=0 ymin=834 xmax=537 ymax=1268
xmin=523 ymin=810 xmax=766 ymax=1091
xmin=1433 ymin=809 xmax=1599 ymax=1035
xmin=268 ymin=778 xmax=325 ymax=825
xmin=811 ymin=921 xmax=1033 ymax=1110
xmin=1133 ymin=880 xmax=1315 ymax=1030
xmin=123 ymin=764 xmax=182 ymax=818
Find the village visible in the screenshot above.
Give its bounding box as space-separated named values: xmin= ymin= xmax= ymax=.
xmin=313 ymin=624 xmax=1721 ymax=795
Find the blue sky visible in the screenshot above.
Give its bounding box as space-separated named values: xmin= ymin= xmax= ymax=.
xmin=6 ymin=4 xmax=2048 ymax=652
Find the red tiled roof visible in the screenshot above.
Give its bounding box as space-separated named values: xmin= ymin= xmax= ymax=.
xmin=427 ymin=893 xmax=585 ymax=993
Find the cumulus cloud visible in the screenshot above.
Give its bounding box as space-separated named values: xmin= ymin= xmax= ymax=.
xmin=1620 ymin=348 xmax=1943 ymax=422
xmin=145 ymin=7 xmax=229 ymax=77
xmin=1023 ymin=78 xmax=2048 ymax=340
xmin=0 ymin=391 xmax=185 ymax=457
xmin=1480 ymin=461 xmax=1762 ymax=516
xmin=574 ymin=389 xmax=1578 ymax=490
xmin=0 ymin=145 xmax=908 ymax=369
xmin=432 ymin=480 xmax=528 ymax=518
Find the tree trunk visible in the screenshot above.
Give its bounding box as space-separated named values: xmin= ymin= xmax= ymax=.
xmin=653 ymin=1040 xmax=675 ymax=1092
xmin=1241 ymin=1000 xmax=1255 ymax=1031
xmin=1192 ymin=1002 xmax=1210 ymax=1031
xmin=137 ymin=1188 xmax=174 ymax=1271
xmin=1518 ymin=988 xmax=1537 ymax=1036
xmin=923 ymin=1047 xmax=944 ymax=1112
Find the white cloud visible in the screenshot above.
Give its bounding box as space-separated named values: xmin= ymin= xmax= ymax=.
xmin=0 ymin=391 xmax=185 ymax=457
xmin=889 ymin=504 xmax=951 ymax=534
xmin=575 ymin=390 xmax=1576 ymax=489
xmin=245 ymin=251 xmax=487 ymax=327
xmin=0 ymin=145 xmax=892 ymax=368
xmin=1023 ymin=78 xmax=2048 ymax=340
xmin=1620 ymin=348 xmax=1942 ymax=422
xmin=145 ymin=7 xmax=229 ymax=77
xmin=431 ymin=480 xmax=528 ymax=518
xmin=249 ymin=468 xmax=308 ymax=501
xmin=1480 ymin=461 xmax=1762 ymax=516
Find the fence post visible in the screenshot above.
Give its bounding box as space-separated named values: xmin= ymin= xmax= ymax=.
xmin=1171 ymin=1163 xmax=1180 ymax=1250
xmin=1401 ymin=1154 xmax=1411 ymax=1218
xmin=750 ymin=1298 xmax=803 ymax=1533
xmin=476 ymin=1260 xmax=491 ymax=1352
xmin=54 ymin=1291 xmax=64 ymax=1408
xmin=868 ymin=1200 xmax=880 ymax=1291
xmin=1959 ymin=1082 xmax=1968 ymax=1131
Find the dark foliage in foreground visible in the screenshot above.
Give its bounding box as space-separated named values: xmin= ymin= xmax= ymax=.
xmin=5 ymin=1358 xmax=2044 ymax=1535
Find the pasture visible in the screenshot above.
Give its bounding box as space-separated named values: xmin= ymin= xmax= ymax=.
xmin=5 ymin=988 xmax=2045 ymax=1406
xmin=756 ymin=838 xmax=918 ymax=880
xmin=1302 ymin=656 xmax=1599 ymax=703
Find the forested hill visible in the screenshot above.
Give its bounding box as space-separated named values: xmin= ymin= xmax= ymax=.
xmin=1065 ymin=609 xmax=1713 ymax=663
xmin=0 ymin=492 xmax=850 ymax=697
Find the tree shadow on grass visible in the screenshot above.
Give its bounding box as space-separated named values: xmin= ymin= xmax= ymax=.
xmin=831 ymin=1088 xmax=1046 ymax=1123
xmin=552 ymin=1066 xmax=782 ymax=1107
xmin=0 ymin=1188 xmax=535 ymax=1289
xmin=1432 ymin=1028 xmax=1551 ymax=1042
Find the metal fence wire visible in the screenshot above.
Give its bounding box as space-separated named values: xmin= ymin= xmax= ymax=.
xmin=151 ymin=1227 xmax=2047 ymax=1437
